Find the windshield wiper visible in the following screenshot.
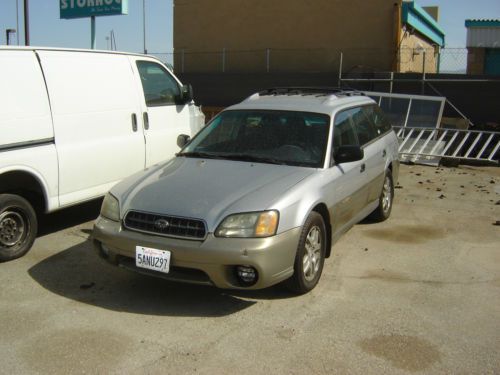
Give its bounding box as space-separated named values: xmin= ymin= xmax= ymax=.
xmin=177 ymin=151 xmax=287 ymax=165
xmin=219 ymin=153 xmax=287 ymax=165
xmin=176 ymin=151 xmax=225 ymax=159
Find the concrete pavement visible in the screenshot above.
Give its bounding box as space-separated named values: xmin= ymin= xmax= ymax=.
xmin=1 ymin=164 xmax=499 ymax=374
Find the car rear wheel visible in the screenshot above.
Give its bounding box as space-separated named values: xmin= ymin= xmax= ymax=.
xmin=0 ymin=194 xmax=38 ymax=262
xmin=370 ymin=170 xmax=394 ymax=222
xmin=286 ymin=212 xmax=326 ymax=294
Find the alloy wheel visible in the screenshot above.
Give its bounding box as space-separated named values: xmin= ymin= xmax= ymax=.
xmin=381 ymin=175 xmax=393 ymax=214
xmin=302 ymin=226 xmax=322 ymax=281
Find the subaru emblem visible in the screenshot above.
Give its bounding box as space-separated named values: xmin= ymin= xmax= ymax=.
xmin=154 ymin=218 xmax=170 ymax=230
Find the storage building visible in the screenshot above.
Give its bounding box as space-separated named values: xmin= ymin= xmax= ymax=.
xmin=173 ymin=0 xmax=445 ymax=74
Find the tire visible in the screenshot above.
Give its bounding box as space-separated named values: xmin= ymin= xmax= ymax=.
xmin=0 ymin=194 xmax=38 ymax=262
xmin=369 ymin=170 xmax=394 ymax=222
xmin=286 ymin=212 xmax=326 ymax=294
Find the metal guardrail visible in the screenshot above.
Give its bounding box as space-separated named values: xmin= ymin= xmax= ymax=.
xmin=394 ymin=126 xmax=500 ymax=165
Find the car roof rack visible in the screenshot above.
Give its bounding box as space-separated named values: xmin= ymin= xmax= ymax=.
xmin=257 ymin=87 xmax=365 ymax=98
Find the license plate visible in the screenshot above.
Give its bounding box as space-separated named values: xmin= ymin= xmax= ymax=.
xmin=135 ymin=246 xmax=170 ymax=274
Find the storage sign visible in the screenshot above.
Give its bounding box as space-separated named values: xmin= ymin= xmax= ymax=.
xmin=60 ymin=0 xmax=128 ymax=19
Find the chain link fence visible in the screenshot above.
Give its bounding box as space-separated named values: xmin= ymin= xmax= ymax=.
xmin=397 ymin=47 xmax=468 ymax=74
xmin=438 ymin=48 xmax=468 ymax=74
xmin=148 ymin=47 xmax=469 ymax=75
xmin=160 ymin=48 xmax=341 ymax=74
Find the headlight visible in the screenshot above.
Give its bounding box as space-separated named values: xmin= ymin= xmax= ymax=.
xmin=100 ymin=193 xmax=120 ymax=222
xmin=215 ymin=211 xmax=279 ymax=238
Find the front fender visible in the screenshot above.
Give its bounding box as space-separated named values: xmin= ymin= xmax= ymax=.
xmin=270 ymin=179 xmax=328 ymax=234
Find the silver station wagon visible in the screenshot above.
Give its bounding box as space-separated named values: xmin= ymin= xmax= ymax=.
xmin=93 ymin=88 xmax=399 ymax=293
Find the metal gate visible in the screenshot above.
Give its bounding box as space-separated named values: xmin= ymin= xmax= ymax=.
xmin=394 ymin=126 xmax=500 ymax=165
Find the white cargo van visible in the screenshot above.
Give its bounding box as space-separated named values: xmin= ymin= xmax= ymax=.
xmin=0 ymin=47 xmax=205 ymax=261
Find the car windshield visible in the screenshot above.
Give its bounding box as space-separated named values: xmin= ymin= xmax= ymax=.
xmin=179 ymin=110 xmax=330 ymax=168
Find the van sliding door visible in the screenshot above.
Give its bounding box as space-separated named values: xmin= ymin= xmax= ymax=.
xmin=38 ymin=51 xmax=146 ymax=206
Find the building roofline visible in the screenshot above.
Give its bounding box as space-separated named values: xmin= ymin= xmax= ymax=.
xmin=465 ymin=19 xmax=500 ymax=28
xmin=402 ymin=1 xmax=446 ymax=47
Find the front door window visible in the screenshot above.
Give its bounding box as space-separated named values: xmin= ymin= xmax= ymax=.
xmin=136 ymin=61 xmax=180 ymax=106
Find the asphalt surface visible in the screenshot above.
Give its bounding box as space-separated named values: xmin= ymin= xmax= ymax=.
xmin=1 ymin=164 xmax=499 ymax=374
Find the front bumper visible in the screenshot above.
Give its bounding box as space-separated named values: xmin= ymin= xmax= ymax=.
xmin=92 ymin=216 xmax=301 ymax=289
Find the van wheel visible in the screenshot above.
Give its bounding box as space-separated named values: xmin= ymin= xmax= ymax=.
xmin=286 ymin=212 xmax=326 ymax=294
xmin=370 ymin=170 xmax=394 ymax=222
xmin=0 ymin=194 xmax=37 ymax=262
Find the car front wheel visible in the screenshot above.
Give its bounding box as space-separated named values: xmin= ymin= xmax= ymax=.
xmin=286 ymin=212 xmax=326 ymax=294
xmin=0 ymin=194 xmax=38 ymax=262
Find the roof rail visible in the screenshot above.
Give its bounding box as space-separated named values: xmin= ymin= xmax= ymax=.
xmin=257 ymin=87 xmax=365 ymax=97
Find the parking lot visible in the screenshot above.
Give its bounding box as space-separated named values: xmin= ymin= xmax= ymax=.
xmin=1 ymin=163 xmax=499 ymax=374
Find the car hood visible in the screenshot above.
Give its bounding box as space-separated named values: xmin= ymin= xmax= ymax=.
xmin=114 ymin=157 xmax=315 ymax=231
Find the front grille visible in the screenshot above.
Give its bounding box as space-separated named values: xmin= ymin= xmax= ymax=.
xmin=124 ymin=211 xmax=206 ymax=240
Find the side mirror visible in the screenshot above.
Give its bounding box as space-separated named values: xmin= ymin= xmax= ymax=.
xmin=179 ymin=84 xmax=193 ymax=104
xmin=334 ymin=145 xmax=364 ymax=164
xmin=177 ymin=134 xmax=191 ymax=148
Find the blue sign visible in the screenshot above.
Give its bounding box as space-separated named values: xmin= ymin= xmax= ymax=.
xmin=60 ymin=0 xmax=128 ymax=19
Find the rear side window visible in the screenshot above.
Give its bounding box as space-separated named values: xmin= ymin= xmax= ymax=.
xmin=333 ymin=109 xmax=358 ymax=154
xmin=363 ymin=105 xmax=393 ymax=136
xmin=350 ymin=107 xmax=377 ymax=145
xmin=136 ymin=61 xmax=180 ymax=106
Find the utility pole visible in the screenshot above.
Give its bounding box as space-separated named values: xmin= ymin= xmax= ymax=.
xmin=91 ymin=16 xmax=96 ymax=49
xmin=143 ymin=0 xmax=147 ymax=54
xmin=16 ymin=0 xmax=19 ymax=44
xmin=23 ymin=0 xmax=29 ymax=45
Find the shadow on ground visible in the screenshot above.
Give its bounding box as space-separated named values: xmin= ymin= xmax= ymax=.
xmin=38 ymin=198 xmax=103 ymax=236
xmin=28 ymin=239 xmax=296 ymax=318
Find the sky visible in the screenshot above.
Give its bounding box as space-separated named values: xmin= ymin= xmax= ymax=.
xmin=418 ymin=0 xmax=500 ymax=46
xmin=1 ymin=0 xmax=500 ymax=54
xmin=0 ymin=0 xmax=173 ymax=53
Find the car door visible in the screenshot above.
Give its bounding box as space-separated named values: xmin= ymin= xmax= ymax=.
xmin=131 ymin=58 xmax=193 ymax=167
xmin=360 ymin=105 xmax=390 ymax=203
xmin=326 ymin=108 xmax=367 ymax=235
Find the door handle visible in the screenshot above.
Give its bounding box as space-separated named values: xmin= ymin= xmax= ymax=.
xmin=143 ymin=112 xmax=149 ymax=130
xmin=360 ymin=163 xmax=366 ymax=173
xmin=382 ymin=149 xmax=387 ymax=157
xmin=131 ymin=113 xmax=137 ymax=132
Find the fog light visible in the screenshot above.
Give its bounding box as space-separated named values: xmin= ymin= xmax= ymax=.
xmin=236 ymin=266 xmax=258 ymax=285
